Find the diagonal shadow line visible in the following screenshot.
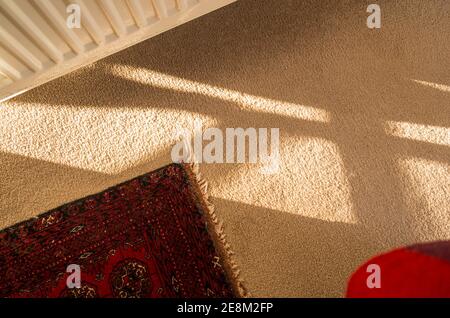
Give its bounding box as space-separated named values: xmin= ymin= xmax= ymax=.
xmin=389 ymin=137 xmax=450 ymax=165
xmin=7 ymin=69 xmax=333 ymax=142
xmin=8 ymin=62 xmax=447 ymax=211
xmin=0 ymin=0 xmax=446 ymax=295
xmin=8 ymin=61 xmax=448 ymax=152
xmin=0 ymin=144 xmax=174 ymax=227
xmin=211 ymin=197 xmax=381 ymax=297
xmin=106 ymin=70 xmax=450 ymax=166
xmin=0 ymin=151 xmax=108 ymax=229
xmin=5 ymin=58 xmax=448 ymax=214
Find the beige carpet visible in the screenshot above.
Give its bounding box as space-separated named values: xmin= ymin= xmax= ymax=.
xmin=1 ymin=0 xmax=449 ymax=297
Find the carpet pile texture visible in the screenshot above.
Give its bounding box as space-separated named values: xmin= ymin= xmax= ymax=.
xmin=0 ymin=0 xmax=449 ymax=296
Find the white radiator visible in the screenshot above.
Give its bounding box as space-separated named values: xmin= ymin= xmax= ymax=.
xmin=0 ymin=0 xmax=236 ymax=101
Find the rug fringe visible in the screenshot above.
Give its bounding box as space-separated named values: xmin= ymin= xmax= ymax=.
xmin=183 ymin=162 xmax=250 ymax=298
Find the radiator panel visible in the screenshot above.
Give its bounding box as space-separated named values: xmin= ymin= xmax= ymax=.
xmin=0 ymin=0 xmax=236 ymax=101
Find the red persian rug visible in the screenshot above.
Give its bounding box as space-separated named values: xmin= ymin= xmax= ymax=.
xmin=0 ymin=164 xmax=242 ymax=298
xmin=347 ymin=241 xmax=450 ymax=298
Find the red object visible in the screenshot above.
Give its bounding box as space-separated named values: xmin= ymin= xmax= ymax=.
xmin=0 ymin=164 xmax=235 ymax=298
xmin=347 ymin=241 xmax=450 ymax=298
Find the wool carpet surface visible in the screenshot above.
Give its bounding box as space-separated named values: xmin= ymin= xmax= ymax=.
xmin=0 ymin=0 xmax=449 ymax=296
xmin=0 ymin=164 xmax=237 ymax=298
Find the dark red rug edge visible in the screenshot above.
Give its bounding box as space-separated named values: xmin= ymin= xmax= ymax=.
xmin=182 ymin=163 xmax=248 ymax=298
xmin=0 ymin=162 xmax=247 ymax=298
